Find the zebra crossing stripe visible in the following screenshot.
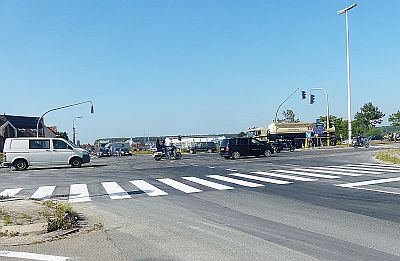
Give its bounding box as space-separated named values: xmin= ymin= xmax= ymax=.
xmin=337 ymin=177 xmax=400 ymax=188
xmin=251 ymin=172 xmax=316 ymax=181
xmin=329 ymin=165 xmax=396 ymax=173
xmin=182 ymin=177 xmax=234 ymax=190
xmin=157 ymin=178 xmax=202 ymax=193
xmin=306 ymin=167 xmax=369 ymax=175
xmin=30 ymin=186 xmax=56 ymax=200
xmin=298 ymin=168 xmax=362 ymax=177
xmin=101 ymin=182 xmax=131 ymax=200
xmin=346 ymin=164 xmax=400 ymax=172
xmin=272 ymin=169 xmax=340 ymax=179
xmin=0 ymin=188 xmax=23 ymax=197
xmin=69 ymin=184 xmax=91 ymax=203
xmin=229 ymin=173 xmax=291 ymax=185
xmin=130 ymin=180 xmax=168 ymax=196
xmin=207 ymin=175 xmax=264 ymax=187
xmin=356 ymin=163 xmax=400 ymax=169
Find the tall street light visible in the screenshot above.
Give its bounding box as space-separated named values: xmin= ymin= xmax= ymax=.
xmin=36 ymin=101 xmax=94 ymax=137
xmin=73 ymin=116 xmax=83 ymax=145
xmin=310 ymin=88 xmax=330 ymax=146
xmin=338 ymin=3 xmax=357 ymax=145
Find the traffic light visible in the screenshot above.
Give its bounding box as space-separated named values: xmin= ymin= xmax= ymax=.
xmin=301 ymin=91 xmax=306 ymax=100
xmin=178 ymin=135 xmax=182 ymax=141
xmin=310 ymin=94 xmax=315 ymax=104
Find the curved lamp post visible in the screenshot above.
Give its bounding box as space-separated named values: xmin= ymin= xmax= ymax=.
xmin=36 ymin=101 xmax=94 ymax=138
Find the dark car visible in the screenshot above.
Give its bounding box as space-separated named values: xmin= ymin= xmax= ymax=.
xmin=219 ymin=137 xmax=274 ymax=160
xmin=188 ymin=142 xmax=217 ymax=154
xmin=368 ymin=135 xmax=384 ymax=141
xmin=97 ymin=148 xmax=111 ymax=157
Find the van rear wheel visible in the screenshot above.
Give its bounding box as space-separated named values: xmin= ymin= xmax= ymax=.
xmin=232 ymin=151 xmax=240 ymax=160
xmin=14 ymin=159 xmax=28 ymax=171
xmin=71 ymin=157 xmax=83 ymax=168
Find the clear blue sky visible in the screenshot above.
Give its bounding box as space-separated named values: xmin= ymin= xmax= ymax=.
xmin=1 ymin=0 xmax=399 ymax=143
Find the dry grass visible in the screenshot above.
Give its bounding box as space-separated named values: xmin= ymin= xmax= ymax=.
xmin=376 ymin=149 xmax=400 ymax=164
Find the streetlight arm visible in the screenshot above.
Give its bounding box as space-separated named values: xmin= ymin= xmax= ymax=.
xmin=36 ymin=101 xmax=93 ymax=137
xmin=274 ymin=88 xmax=300 ymax=123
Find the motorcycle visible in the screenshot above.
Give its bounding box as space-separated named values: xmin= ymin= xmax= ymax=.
xmin=352 ymin=136 xmax=370 ymax=148
xmin=153 ymin=145 xmax=182 ymax=161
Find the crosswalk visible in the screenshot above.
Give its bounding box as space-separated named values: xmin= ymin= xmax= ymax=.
xmin=1 ymin=163 xmax=399 ymax=203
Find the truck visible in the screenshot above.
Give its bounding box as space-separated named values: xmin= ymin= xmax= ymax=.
xmin=247 ymin=122 xmax=336 ymax=148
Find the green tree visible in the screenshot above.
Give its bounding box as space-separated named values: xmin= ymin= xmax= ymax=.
xmin=354 ymin=102 xmax=385 ymax=135
xmin=56 ymin=131 xmax=69 ymax=141
xmin=389 ymin=111 xmax=400 ymax=127
xmin=279 ymin=109 xmax=299 ymax=123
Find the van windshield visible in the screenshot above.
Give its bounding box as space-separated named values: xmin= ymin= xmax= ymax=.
xmin=65 ymin=140 xmax=78 ymax=148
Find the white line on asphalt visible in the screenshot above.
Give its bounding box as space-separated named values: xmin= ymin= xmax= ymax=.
xmin=0 ymin=188 xmax=23 ymax=197
xmin=226 ymin=169 xmax=238 ymax=172
xmin=251 ymin=172 xmax=316 ymax=181
xmin=30 ymin=186 xmax=56 ymax=200
xmin=182 ymin=177 xmax=234 ymax=190
xmin=329 ymin=165 xmax=397 ymax=173
xmin=336 ymin=177 xmax=400 ymax=188
xmin=305 ymin=167 xmax=369 ymax=176
xmin=343 ymin=186 xmax=400 ymax=195
xmin=0 ymin=250 xmax=69 ymax=261
xmin=207 ymin=175 xmax=264 ymax=187
xmin=69 ymin=184 xmax=91 ymax=203
xmin=272 ymin=169 xmax=340 ymax=179
xmin=208 ymin=166 xmax=215 ymax=169
xmin=101 ymin=182 xmax=131 ymax=200
xmin=229 ymin=173 xmax=292 ymax=185
xmin=130 ymin=180 xmax=168 ymax=196
xmin=157 ymin=178 xmax=202 ymax=193
xmin=297 ymin=168 xmax=362 ymax=177
xmin=356 ymin=163 xmax=400 ymax=169
xmin=347 ymin=164 xmax=400 ymax=172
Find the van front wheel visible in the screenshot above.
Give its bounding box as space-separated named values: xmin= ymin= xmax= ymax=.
xmin=14 ymin=159 xmax=28 ymax=171
xmin=71 ymin=157 xmax=83 ymax=168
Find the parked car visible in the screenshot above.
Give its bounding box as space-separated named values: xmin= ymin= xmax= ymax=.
xmin=368 ymin=135 xmax=384 ymax=141
xmin=188 ymin=142 xmax=217 ymax=154
xmin=121 ymin=147 xmax=132 ymax=156
xmin=219 ymin=137 xmax=274 ymax=159
xmin=2 ymin=137 xmax=90 ymax=171
xmin=97 ymin=148 xmax=111 ymax=157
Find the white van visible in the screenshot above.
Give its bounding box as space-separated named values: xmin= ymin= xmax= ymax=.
xmin=2 ymin=137 xmax=90 ymax=171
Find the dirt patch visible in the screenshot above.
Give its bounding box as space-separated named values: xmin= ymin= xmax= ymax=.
xmin=0 ymin=199 xmax=103 ymax=246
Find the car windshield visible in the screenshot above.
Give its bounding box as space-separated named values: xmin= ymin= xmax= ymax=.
xmin=65 ymin=140 xmax=77 ymax=148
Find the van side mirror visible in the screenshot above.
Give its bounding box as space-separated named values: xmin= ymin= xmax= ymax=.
xmin=68 ymin=145 xmax=73 ymax=150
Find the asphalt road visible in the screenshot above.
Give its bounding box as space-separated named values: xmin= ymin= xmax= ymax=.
xmin=1 ymin=145 xmax=400 ymax=261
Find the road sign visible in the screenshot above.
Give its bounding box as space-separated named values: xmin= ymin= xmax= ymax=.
xmin=306 ymin=131 xmax=312 ymax=138
xmin=313 ymin=127 xmax=325 ymax=135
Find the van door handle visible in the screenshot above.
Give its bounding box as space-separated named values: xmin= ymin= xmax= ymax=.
xmin=46 ymin=150 xmax=51 ymax=152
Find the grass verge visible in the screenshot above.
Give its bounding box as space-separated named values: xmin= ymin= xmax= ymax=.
xmin=376 ymin=148 xmax=400 ymax=164
xmin=40 ymin=201 xmax=79 ymax=232
xmin=0 ymin=153 xmax=3 ymax=164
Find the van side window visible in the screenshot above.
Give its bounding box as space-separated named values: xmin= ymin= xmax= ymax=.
xmin=29 ymin=140 xmax=50 ymax=149
xmin=239 ymin=139 xmax=249 ymax=145
xmin=53 ymin=140 xmax=70 ymax=150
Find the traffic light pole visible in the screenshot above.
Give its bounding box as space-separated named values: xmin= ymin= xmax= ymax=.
xmin=310 ymin=88 xmax=330 ymax=146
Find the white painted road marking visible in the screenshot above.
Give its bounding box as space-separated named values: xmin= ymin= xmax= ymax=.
xmin=226 ymin=169 xmax=238 ymax=172
xmin=182 ymin=177 xmax=234 ymax=190
xmin=252 ymin=172 xmax=316 ymax=182
xmin=130 ymin=180 xmax=168 ymax=196
xmin=333 ymin=165 xmax=396 ymax=173
xmin=208 ymin=175 xmax=264 ymax=188
xmin=298 ymin=168 xmax=362 ymax=177
xmin=345 ymin=186 xmax=400 ymax=195
xmin=273 ymin=169 xmax=340 ymax=179
xmin=0 ymin=188 xmax=23 ymax=197
xmin=0 ymin=250 xmax=69 ymax=261
xmin=158 ymin=178 xmax=202 ymax=193
xmin=69 ymin=184 xmax=91 ymax=203
xmin=346 ymin=164 xmax=400 ymax=172
xmin=311 ymin=166 xmax=381 ymax=174
xmin=102 ymin=182 xmax=131 ymax=200
xmin=337 ymin=177 xmax=400 ymax=188
xmin=30 ymin=186 xmax=56 ymax=200
xmin=229 ymin=173 xmax=292 ymax=185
